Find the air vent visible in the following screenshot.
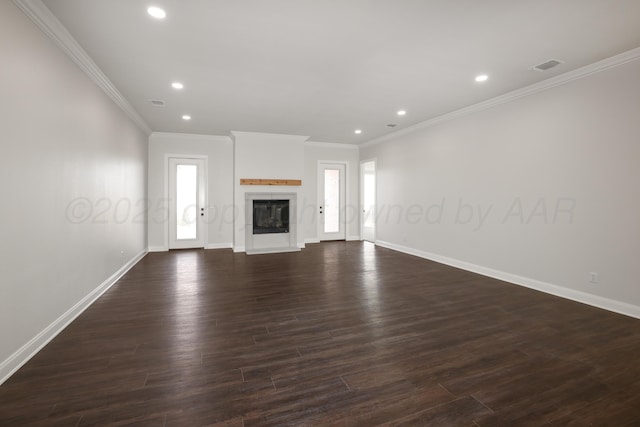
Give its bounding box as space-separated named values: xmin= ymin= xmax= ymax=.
xmin=149 ymin=99 xmax=166 ymax=107
xmin=531 ymin=59 xmax=563 ymax=71
xmin=387 ymin=124 xmax=397 ymax=128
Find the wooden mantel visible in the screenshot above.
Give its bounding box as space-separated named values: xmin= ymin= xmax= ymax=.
xmin=240 ymin=178 xmax=302 ymax=186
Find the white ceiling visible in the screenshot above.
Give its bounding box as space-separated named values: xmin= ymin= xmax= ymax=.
xmin=41 ymin=0 xmax=640 ymax=144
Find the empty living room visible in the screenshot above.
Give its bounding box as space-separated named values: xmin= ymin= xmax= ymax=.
xmin=1 ymin=1 xmax=640 ymax=425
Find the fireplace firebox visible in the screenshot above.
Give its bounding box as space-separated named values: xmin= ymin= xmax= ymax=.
xmin=253 ymin=200 xmax=289 ymax=234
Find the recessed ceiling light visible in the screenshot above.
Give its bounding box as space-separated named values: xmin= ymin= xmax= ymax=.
xmin=397 ymin=110 xmax=407 ymax=116
xmin=475 ymin=74 xmax=489 ymax=82
xmin=171 ymin=82 xmax=184 ymax=90
xmin=147 ymin=6 xmax=166 ymax=19
xmin=354 ymin=129 xmax=362 ymax=134
xmin=182 ymin=115 xmax=191 ymax=121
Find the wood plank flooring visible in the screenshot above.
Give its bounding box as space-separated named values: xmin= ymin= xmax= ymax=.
xmin=1 ymin=242 xmax=640 ymax=426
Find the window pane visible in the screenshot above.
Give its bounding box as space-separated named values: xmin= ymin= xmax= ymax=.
xmin=324 ymin=169 xmax=340 ymax=233
xmin=176 ymin=164 xmax=197 ymax=240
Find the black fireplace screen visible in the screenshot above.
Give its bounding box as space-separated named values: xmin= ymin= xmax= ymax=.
xmin=253 ymin=200 xmax=290 ymax=234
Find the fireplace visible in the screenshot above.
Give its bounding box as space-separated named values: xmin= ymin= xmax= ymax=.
xmin=244 ymin=192 xmax=299 ymax=254
xmin=253 ymin=200 xmax=289 ymax=234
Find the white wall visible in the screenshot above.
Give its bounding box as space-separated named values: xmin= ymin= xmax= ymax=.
xmin=361 ymin=57 xmax=640 ymax=315
xmin=147 ymin=132 xmax=234 ymax=250
xmin=232 ymin=131 xmax=308 ymax=251
xmin=0 ymin=1 xmax=148 ymax=382
xmin=303 ymin=143 xmax=360 ymax=242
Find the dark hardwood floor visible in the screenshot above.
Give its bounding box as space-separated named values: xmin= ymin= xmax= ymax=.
xmin=1 ymin=242 xmax=640 ymax=426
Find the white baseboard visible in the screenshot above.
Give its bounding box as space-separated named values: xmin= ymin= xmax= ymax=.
xmin=0 ymin=248 xmax=148 ymax=386
xmin=205 ymin=243 xmax=233 ymax=250
xmin=246 ymin=247 xmax=301 ymax=255
xmin=375 ymin=240 xmax=640 ymax=320
xmin=233 ymin=246 xmax=246 ymax=253
xmin=304 ymin=238 xmax=360 ymax=244
xmin=151 ymin=244 xmax=233 ymax=251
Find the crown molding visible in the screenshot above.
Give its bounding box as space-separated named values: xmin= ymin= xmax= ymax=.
xmin=230 ymin=131 xmax=310 ymax=143
xmin=150 ymin=132 xmax=232 ymax=143
xmin=360 ymin=47 xmax=640 ymax=148
xmin=305 ymin=141 xmax=359 ymax=150
xmin=12 ymin=0 xmax=152 ymax=135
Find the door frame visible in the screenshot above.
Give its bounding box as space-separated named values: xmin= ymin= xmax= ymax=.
xmin=360 ymin=158 xmax=376 ymax=243
xmin=317 ymin=160 xmax=349 ymax=241
xmin=163 ymin=154 xmax=208 ymax=250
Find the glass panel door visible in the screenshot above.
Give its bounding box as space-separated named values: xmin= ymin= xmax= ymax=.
xmin=176 ymin=164 xmax=198 ymax=240
xmin=168 ymin=158 xmax=206 ymax=249
xmin=318 ymin=163 xmax=346 ymax=241
xmin=324 ymin=169 xmax=340 ymax=233
xmin=361 ymin=160 xmax=376 ymax=242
